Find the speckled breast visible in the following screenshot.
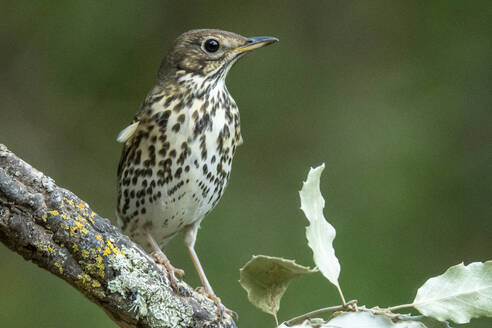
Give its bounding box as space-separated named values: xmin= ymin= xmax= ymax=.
xmin=116 ymin=85 xmax=241 ymax=249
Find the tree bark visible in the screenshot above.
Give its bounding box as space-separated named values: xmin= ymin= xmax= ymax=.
xmin=0 ymin=144 xmax=236 ymax=328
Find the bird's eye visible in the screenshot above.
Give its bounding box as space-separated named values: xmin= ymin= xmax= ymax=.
xmin=203 ymin=39 xmax=220 ymax=53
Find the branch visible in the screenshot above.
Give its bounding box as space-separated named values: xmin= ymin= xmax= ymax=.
xmin=0 ymin=144 xmax=236 ymax=328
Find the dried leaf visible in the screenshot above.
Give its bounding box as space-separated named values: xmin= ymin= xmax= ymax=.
xmin=239 ymin=255 xmax=315 ymax=321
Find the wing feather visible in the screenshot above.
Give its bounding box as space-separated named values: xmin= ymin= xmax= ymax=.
xmin=116 ymin=121 xmax=140 ymax=143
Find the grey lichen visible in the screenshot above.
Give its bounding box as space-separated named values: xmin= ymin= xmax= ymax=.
xmin=108 ymin=246 xmax=193 ymax=327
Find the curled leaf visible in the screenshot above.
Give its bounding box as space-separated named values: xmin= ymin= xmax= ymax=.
xmin=299 ymin=164 xmax=341 ymax=289
xmin=239 ymin=255 xmax=316 ymax=322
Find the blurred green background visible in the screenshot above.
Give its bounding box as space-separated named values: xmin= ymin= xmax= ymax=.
xmin=1 ymin=1 xmax=491 ymax=327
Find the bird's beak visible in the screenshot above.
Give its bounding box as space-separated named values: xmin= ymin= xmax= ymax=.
xmin=232 ymin=36 xmax=279 ymax=53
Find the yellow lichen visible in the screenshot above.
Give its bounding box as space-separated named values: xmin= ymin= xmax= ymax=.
xmin=78 ymin=273 xmax=91 ymax=284
xmin=76 ymin=214 xmax=88 ymax=224
xmin=95 ymin=256 xmax=105 ymax=278
xmin=75 ymin=274 xmax=105 ymax=298
xmin=78 ymin=203 xmax=85 ymax=210
xmin=54 ymin=262 xmax=63 ymax=274
xmin=49 ymin=210 xmax=59 ymax=216
xmin=103 ymin=247 xmax=111 ymax=256
xmin=79 ymin=259 xmax=105 ymax=279
xmin=36 ymin=241 xmax=57 ymax=254
xmin=42 ymin=214 xmax=47 ymax=222
xmin=106 ymin=240 xmax=125 ymax=256
xmin=93 ymin=262 xmax=105 ymax=278
xmin=63 ymin=197 xmax=74 ymax=208
xmin=81 ymin=250 xmax=89 ymax=258
xmin=73 ymin=244 xmax=79 ymax=252
xmin=96 ymin=235 xmax=103 ymax=241
xmin=71 ymin=220 xmax=89 ymax=234
xmin=97 ymin=264 xmax=105 ymax=279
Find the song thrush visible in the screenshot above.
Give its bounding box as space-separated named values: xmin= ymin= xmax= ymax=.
xmin=116 ymin=29 xmax=277 ymax=315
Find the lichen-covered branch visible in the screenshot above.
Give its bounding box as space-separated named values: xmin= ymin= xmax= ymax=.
xmin=0 ymin=144 xmax=236 ymax=328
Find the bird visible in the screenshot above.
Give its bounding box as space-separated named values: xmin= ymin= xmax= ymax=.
xmin=115 ymin=29 xmax=277 ymax=316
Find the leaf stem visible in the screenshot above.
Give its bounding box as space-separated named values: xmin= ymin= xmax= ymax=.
xmin=387 ymin=303 xmax=415 ymax=311
xmin=336 ymin=284 xmax=346 ymax=305
xmin=283 ymin=299 xmax=357 ymax=326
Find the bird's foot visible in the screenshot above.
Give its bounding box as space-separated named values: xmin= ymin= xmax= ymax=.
xmin=152 ymin=251 xmax=185 ymax=290
xmin=197 ymin=287 xmax=238 ymax=319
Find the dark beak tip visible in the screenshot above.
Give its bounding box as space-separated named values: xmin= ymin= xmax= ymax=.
xmin=246 ymin=36 xmax=279 ymax=44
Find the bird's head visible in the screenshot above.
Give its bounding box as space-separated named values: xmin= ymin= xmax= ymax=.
xmin=159 ymin=29 xmax=278 ymax=82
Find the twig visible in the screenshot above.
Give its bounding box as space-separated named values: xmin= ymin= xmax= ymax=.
xmin=283 ymin=299 xmax=358 ymax=326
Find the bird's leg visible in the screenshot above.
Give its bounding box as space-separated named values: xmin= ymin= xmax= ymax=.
xmin=183 ymin=221 xmax=236 ymax=318
xmin=145 ymin=231 xmax=184 ymax=290
xmin=186 ymin=245 xmax=237 ymax=319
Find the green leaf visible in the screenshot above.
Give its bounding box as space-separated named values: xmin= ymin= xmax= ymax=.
xmin=413 ymin=261 xmax=492 ymax=324
xmin=239 ymin=255 xmax=315 ymax=321
xmin=299 ymin=164 xmax=341 ymax=289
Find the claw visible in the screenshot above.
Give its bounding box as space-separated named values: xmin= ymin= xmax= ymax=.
xmin=146 ymin=231 xmax=184 ymax=291
xmin=205 ymin=291 xmax=238 ymax=319
xmin=187 ymin=245 xmax=237 ymax=319
xmin=152 ymin=251 xmax=184 ymax=290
